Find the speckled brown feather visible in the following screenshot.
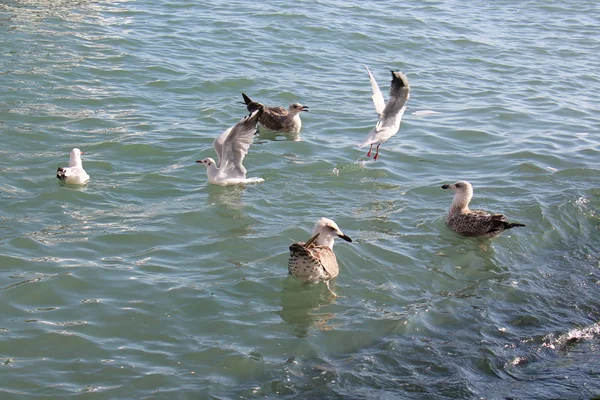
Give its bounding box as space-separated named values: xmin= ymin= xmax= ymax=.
xmin=446 ymin=210 xmax=525 ymax=238
xmin=242 ymin=93 xmax=305 ymax=133
xmin=288 ymin=238 xmax=339 ymax=284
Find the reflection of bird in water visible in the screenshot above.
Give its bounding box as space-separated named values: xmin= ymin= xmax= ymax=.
xmin=241 ymin=93 xmax=309 ymax=136
xmin=288 ymin=218 xmax=352 ymax=297
xmin=441 ymin=181 xmax=526 ymax=238
xmin=206 ymin=184 xmax=245 ymax=211
xmin=278 ymin=277 xmax=337 ymax=338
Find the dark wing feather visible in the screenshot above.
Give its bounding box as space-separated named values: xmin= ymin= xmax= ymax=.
xmin=380 ymin=71 xmax=410 ymax=122
xmin=242 ymin=93 xmax=264 ymax=113
xmin=448 ymin=210 xmax=524 ymax=237
xmin=257 ymin=106 xmax=290 ymax=131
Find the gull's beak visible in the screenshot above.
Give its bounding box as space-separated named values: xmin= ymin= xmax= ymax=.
xmin=338 ymin=233 xmax=352 ymax=243
xmin=441 ymin=184 xmax=450 ymax=189
xmin=301 ymin=105 xmax=309 ymax=112
xmin=195 ymin=160 xmax=203 ymax=164
xmin=81 ymin=151 xmax=85 ymax=155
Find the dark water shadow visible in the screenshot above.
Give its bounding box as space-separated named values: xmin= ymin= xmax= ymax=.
xmin=277 ymin=276 xmax=337 ymax=338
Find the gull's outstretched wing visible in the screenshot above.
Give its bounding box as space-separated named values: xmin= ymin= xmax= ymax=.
xmin=366 ymin=65 xmax=385 ymax=117
xmin=379 ymin=71 xmax=410 ymax=124
xmin=212 ymin=126 xmax=233 ymax=169
xmin=218 ymin=109 xmax=261 ymax=178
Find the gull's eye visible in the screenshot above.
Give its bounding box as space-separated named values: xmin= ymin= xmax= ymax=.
xmin=455 ymin=183 xmax=462 ymax=188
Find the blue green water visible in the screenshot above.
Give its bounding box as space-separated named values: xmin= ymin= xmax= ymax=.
xmin=1 ymin=0 xmax=599 ymax=398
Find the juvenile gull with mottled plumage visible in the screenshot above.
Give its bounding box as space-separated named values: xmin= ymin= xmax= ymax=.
xmin=242 ymin=93 xmax=309 ymax=134
xmin=441 ymin=181 xmax=525 ymax=238
xmin=288 ymin=218 xmax=352 ymax=297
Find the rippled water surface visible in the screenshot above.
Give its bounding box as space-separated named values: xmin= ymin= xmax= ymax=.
xmin=1 ymin=0 xmax=599 ymax=398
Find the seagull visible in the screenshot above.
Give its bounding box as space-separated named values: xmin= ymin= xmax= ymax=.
xmin=288 ymin=217 xmax=352 ymax=297
xmin=242 ymin=93 xmax=309 ymax=134
xmin=359 ymin=66 xmax=410 ymax=160
xmin=196 ymin=109 xmax=265 ymax=186
xmin=441 ymin=181 xmax=526 ymax=238
xmin=56 ymin=148 xmax=90 ymax=184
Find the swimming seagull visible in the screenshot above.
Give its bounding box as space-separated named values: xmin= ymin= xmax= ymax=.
xmin=196 ymin=109 xmax=265 ymax=186
xmin=359 ymin=66 xmax=410 ymax=160
xmin=441 ymin=181 xmax=526 ymax=238
xmin=56 ymin=148 xmax=90 ymax=184
xmin=288 ymin=217 xmax=352 ymax=297
xmin=242 ymin=93 xmax=309 ymax=134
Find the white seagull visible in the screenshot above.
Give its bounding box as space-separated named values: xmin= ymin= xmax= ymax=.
xmin=196 ymin=109 xmax=265 ymax=186
xmin=359 ymin=66 xmax=410 ymax=160
xmin=56 ymin=148 xmax=90 ymax=184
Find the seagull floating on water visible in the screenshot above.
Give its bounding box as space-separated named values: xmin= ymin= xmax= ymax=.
xmin=196 ymin=109 xmax=264 ymax=186
xmin=242 ymin=93 xmax=309 ymax=134
xmin=288 ymin=217 xmax=352 ymax=297
xmin=359 ymin=66 xmax=410 ymax=160
xmin=441 ymin=181 xmax=526 ymax=238
xmin=56 ymin=148 xmax=89 ymax=184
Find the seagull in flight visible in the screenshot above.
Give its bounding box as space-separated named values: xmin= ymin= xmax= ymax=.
xmin=359 ymin=66 xmax=410 ymax=160
xmin=196 ymin=109 xmax=265 ymax=186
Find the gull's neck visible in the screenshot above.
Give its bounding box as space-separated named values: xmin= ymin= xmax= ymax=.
xmin=313 ymin=230 xmax=335 ymax=250
xmin=293 ymin=115 xmax=302 ymax=131
xmin=449 ymin=190 xmax=472 ymax=214
xmin=69 ymin=154 xmax=83 ymax=168
xmin=205 ymin=164 xmax=220 ymax=183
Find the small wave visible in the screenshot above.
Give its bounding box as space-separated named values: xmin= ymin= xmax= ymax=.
xmin=412 ymin=110 xmax=440 ymax=116
xmin=542 ymin=322 xmax=600 ymax=350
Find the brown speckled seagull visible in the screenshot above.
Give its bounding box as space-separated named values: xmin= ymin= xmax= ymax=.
xmin=288 ymin=218 xmax=352 ymax=297
xmin=441 ymin=181 xmax=525 ymax=238
xmin=242 ymin=93 xmax=309 ymax=134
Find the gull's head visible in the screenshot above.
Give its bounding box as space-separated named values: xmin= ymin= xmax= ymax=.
xmin=69 ymin=148 xmax=84 ymax=167
xmin=441 ymin=181 xmax=473 ymax=211
xmin=441 ymin=180 xmax=472 ymax=193
xmin=312 ymin=217 xmax=352 ymax=249
xmin=288 ymin=103 xmax=309 ymax=115
xmin=196 ymin=158 xmax=217 ymax=169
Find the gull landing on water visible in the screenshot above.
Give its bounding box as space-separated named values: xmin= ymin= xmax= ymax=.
xmin=441 ymin=181 xmax=526 ymax=238
xmin=288 ymin=218 xmax=352 ymax=297
xmin=56 ymin=148 xmax=89 ymax=184
xmin=196 ymin=110 xmax=264 ymax=186
xmin=359 ymin=66 xmax=410 ymax=160
xmin=242 ymin=93 xmax=309 ymax=134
